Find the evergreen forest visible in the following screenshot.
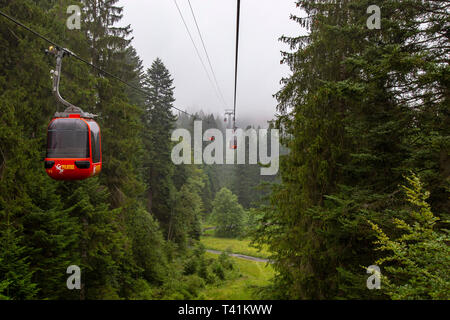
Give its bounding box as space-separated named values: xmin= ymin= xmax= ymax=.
xmin=0 ymin=0 xmax=448 ymax=301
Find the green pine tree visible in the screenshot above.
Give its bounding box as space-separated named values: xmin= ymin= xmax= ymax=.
xmin=253 ymin=0 xmax=449 ymax=299
xmin=142 ymin=58 xmax=177 ymax=234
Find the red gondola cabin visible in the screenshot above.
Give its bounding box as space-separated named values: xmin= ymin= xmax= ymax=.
xmin=44 ymin=46 xmax=102 ymax=180
xmin=45 ymin=112 xmax=102 ymax=180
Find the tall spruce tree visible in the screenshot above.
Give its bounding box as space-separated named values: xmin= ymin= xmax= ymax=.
xmin=82 ymin=0 xmax=145 ymax=204
xmin=254 ymin=0 xmax=449 ymax=299
xmin=142 ymin=58 xmax=177 ymax=234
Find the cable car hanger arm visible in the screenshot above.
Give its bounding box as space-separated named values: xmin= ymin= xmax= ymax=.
xmin=46 ymin=46 xmax=96 ymax=119
xmin=46 ymin=47 xmax=75 ymax=110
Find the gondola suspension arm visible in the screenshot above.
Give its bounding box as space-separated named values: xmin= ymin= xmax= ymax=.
xmin=47 ymin=47 xmax=76 ymax=110
xmin=46 ymin=46 xmax=96 ymax=118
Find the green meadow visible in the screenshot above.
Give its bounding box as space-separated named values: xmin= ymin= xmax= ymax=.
xmin=198 ymin=252 xmax=275 ymax=300
xmin=200 ymin=236 xmax=270 ymax=260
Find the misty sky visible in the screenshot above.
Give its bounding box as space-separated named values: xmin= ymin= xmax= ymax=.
xmin=118 ymin=0 xmax=303 ymax=126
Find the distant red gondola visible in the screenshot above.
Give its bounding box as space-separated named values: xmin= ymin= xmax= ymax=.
xmin=230 ymin=136 xmax=238 ymax=150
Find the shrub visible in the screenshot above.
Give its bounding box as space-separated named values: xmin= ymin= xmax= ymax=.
xmin=370 ymin=174 xmax=450 ymax=300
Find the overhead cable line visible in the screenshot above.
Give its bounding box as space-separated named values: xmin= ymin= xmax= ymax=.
xmin=187 ymin=0 xmax=227 ymax=107
xmin=172 ymin=0 xmax=224 ymax=107
xmin=233 ymin=0 xmax=241 ymax=129
xmin=0 ymin=9 xmax=196 ymax=118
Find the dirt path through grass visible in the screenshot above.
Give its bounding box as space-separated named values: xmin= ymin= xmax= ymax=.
xmin=205 ymin=249 xmax=270 ymax=263
xmin=200 ymin=236 xmax=270 ymax=259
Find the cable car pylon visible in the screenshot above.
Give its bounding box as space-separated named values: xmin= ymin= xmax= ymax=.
xmin=224 ymin=109 xmax=237 ymax=149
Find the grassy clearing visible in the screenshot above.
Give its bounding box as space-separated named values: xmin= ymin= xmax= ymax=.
xmin=200 ymin=236 xmax=270 ymax=259
xmin=202 ymin=223 xmax=216 ymax=230
xmin=197 ymin=252 xmax=275 ymax=300
xmin=202 ymin=228 xmax=215 ymax=236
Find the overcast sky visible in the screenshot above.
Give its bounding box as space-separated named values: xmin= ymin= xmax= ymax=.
xmin=118 ymin=0 xmax=303 ymax=126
